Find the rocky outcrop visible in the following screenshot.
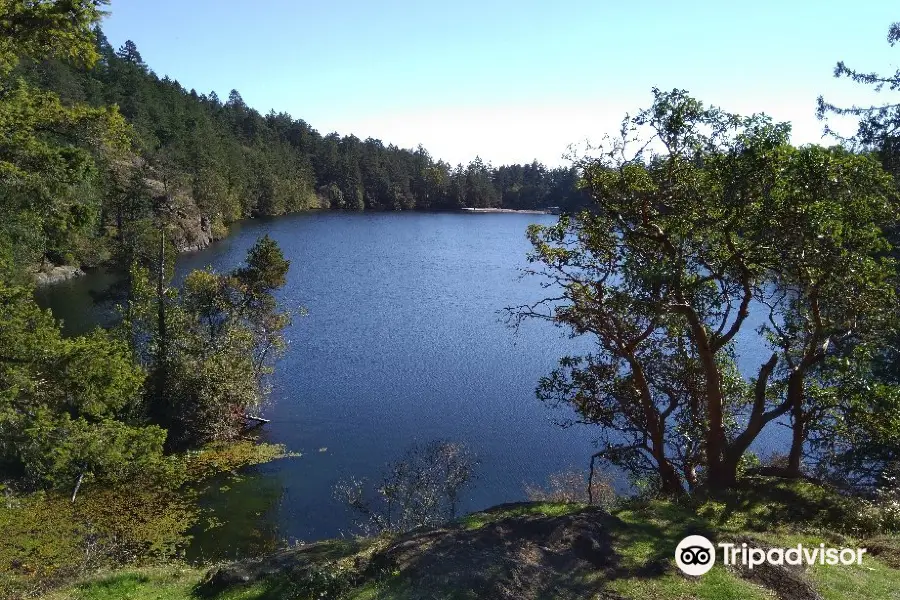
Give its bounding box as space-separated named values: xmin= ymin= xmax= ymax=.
xmin=724 ymin=535 xmax=824 ymax=600
xmin=172 ymin=212 xmax=215 ymax=253
xmin=369 ymin=506 xmax=624 ymax=599
xmin=202 ymin=505 xmax=626 ymax=600
xmin=33 ymin=210 xmax=215 ymax=286
xmin=33 ymin=265 xmax=85 ymax=286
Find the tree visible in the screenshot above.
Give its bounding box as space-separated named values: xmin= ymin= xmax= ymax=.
xmin=0 ymin=280 xmax=171 ymax=493
xmin=227 ymin=89 xmax=245 ymax=109
xmin=803 ymin=342 xmax=900 ymax=491
xmin=115 ymin=40 xmax=145 ymax=69
xmin=509 ymin=89 xmax=898 ymax=494
xmin=0 ymin=1 xmax=107 ymax=71
xmin=464 ymin=157 xmax=499 ymax=208
xmin=127 ymin=236 xmax=291 ymax=448
xmin=815 ymin=20 xmax=900 ymax=490
xmin=0 ymin=0 xmax=181 ymax=497
xmin=816 ymin=21 xmax=900 ymax=168
xmin=0 ymin=0 xmax=130 ymax=278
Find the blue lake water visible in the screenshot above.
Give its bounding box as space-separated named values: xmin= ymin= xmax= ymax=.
xmin=35 ymin=212 xmax=785 ymax=559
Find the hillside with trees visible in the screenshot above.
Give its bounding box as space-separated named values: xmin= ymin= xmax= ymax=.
xmin=7 ymin=20 xmax=588 ymax=282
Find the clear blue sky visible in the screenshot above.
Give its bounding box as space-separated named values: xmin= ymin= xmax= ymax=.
xmin=101 ymin=1 xmax=899 ymax=167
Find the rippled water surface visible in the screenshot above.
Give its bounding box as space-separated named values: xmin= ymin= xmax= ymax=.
xmin=37 ymin=212 xmax=780 ymax=559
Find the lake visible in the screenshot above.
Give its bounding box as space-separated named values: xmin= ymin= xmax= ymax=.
xmin=35 ymin=211 xmax=782 ymax=560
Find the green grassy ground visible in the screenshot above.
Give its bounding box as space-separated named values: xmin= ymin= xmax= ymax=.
xmin=40 ymin=567 xmax=266 ymax=600
xmin=33 ymin=478 xmax=900 ymax=600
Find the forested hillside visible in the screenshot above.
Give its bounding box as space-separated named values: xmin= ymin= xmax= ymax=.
xmin=9 ymin=26 xmax=587 ymax=278
xmin=1 ymin=0 xmax=293 ymax=514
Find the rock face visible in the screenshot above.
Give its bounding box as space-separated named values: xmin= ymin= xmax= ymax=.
xmin=33 ymin=210 xmax=218 ymax=286
xmin=172 ymin=212 xmax=214 ymax=252
xmin=33 ymin=265 xmax=85 ymax=286
xmin=370 ymin=506 xmax=624 ymax=600
xmin=199 ymin=503 xmax=846 ymax=600
xmin=724 ymin=536 xmax=824 ymax=600
xmin=202 ymin=505 xmax=627 ymax=600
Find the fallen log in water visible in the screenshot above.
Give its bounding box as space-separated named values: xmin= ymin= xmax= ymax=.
xmin=243 ymin=414 xmax=271 ymax=430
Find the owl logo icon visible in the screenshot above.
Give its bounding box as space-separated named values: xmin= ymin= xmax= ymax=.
xmin=675 ymin=535 xmax=716 ymax=576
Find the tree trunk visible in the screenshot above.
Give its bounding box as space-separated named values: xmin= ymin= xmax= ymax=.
xmin=787 ymin=373 xmax=805 ymax=476
xmin=719 ymin=353 xmax=784 ymax=487
xmin=657 ymin=451 xmax=685 ymax=496
xmin=675 ymin=305 xmax=727 ymax=490
xmin=628 ymin=356 xmax=684 ymax=496
xmin=155 ymin=223 xmax=168 ymax=415
xmin=71 ymin=472 xmax=84 ymax=504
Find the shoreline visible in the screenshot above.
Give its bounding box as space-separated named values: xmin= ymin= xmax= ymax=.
xmin=460 ymin=207 xmax=555 ymax=214
xmin=34 ymin=206 xmax=562 ymax=288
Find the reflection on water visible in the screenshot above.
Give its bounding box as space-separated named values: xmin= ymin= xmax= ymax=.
xmin=186 ymin=466 xmax=285 ymax=562
xmin=33 ymin=267 xmax=121 ymax=335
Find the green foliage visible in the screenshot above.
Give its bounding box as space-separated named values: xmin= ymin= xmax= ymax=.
xmin=816 ymin=20 xmax=900 ymax=157
xmin=18 ymin=415 xmax=170 ymax=490
xmin=0 ymin=0 xmax=107 ymax=76
xmin=513 ymin=88 xmax=900 ymax=494
xmin=182 ymin=441 xmax=291 ymax=481
xmin=0 ymin=441 xmax=290 ymax=598
xmin=815 ymin=20 xmax=900 ymax=486
xmin=0 ymin=481 xmax=196 ymax=598
xmin=235 ymin=234 xmax=289 ymax=293
xmin=125 ymin=237 xmax=291 ymax=448
xmin=0 ymin=0 xmax=131 ymax=281
xmin=0 ymin=279 xmax=171 ymax=491
xmin=803 ymin=343 xmax=900 ymax=489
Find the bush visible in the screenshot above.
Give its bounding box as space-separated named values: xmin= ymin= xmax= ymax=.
xmin=335 ymin=441 xmax=478 ymax=534
xmin=524 ymin=469 xmax=616 ymax=508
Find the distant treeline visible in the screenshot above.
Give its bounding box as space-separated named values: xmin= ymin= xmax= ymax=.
xmin=22 ymin=30 xmax=588 ymax=229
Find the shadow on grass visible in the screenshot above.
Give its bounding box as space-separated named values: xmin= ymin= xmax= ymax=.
xmin=607 ymin=499 xmax=717 ymax=580
xmin=699 ymin=476 xmax=861 ymax=534
xmin=195 ymin=538 xmax=376 ymax=600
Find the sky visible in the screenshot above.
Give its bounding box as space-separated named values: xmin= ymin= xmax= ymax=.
xmin=100 ymin=1 xmax=899 ymax=167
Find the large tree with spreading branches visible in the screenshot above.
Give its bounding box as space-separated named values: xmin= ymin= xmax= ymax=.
xmin=510 ymin=89 xmax=898 ymax=494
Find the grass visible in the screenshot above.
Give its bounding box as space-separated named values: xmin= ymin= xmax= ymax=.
xmin=808 ymin=557 xmax=900 ymax=600
xmin=32 ymin=478 xmax=900 ymax=600
xmin=39 ymin=566 xmax=304 ymax=600
xmin=746 ymin=531 xmax=900 ymax=600
xmin=458 ymin=501 xmax=588 ymax=530
xmin=605 ymin=499 xmax=772 ymax=600
xmin=607 ymin=566 xmax=777 ymax=600
xmin=40 ymin=567 xmax=210 ymax=600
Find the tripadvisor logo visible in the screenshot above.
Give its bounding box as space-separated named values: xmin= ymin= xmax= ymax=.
xmin=675 ymin=535 xmax=717 ymax=576
xmin=675 ymin=535 xmax=867 ymax=576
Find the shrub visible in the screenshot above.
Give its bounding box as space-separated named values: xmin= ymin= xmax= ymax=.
xmin=335 ymin=441 xmax=478 ymax=534
xmin=524 ymin=468 xmax=616 ymax=508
